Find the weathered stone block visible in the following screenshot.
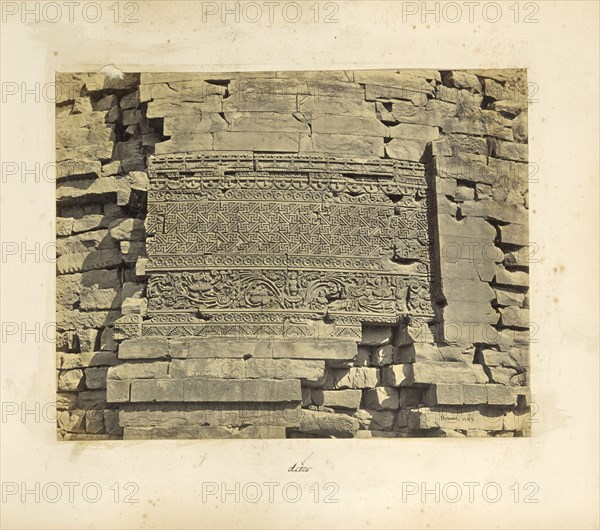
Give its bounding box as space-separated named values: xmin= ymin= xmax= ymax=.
xmin=182 ymin=379 xmax=301 ymax=403
xmin=354 ymin=345 xmax=372 ymax=367
xmin=85 ymin=367 xmax=108 ymax=390
xmin=312 ymin=389 xmax=362 ymax=409
xmin=107 ymin=362 xmax=169 ymax=380
xmin=398 ymin=387 xmax=422 ymax=407
xmin=453 ymin=184 xmax=477 ymax=203
xmin=385 ymin=139 xmax=427 ymax=162
xmin=441 ymin=259 xmax=498 ymax=283
xmin=354 ymin=429 xmax=397 ymax=438
xmin=57 ymin=410 xmax=86 ymax=432
xmin=124 ymin=425 xmax=286 ymax=440
xmin=382 ymin=364 xmax=411 ymax=387
xmin=486 ymin=384 xmax=517 ymax=406
xmin=361 ymin=326 xmax=393 ymax=346
xmin=499 ymin=307 xmax=529 ymax=328
xmin=58 ymin=369 xmax=84 ymax=391
xmin=499 ymin=224 xmax=528 ymax=246
xmin=494 ymin=288 xmax=525 ymax=307
xmin=121 ymin=297 xmax=147 ymax=315
xmin=104 ymin=410 xmax=123 ymax=435
xmin=120 ymin=402 xmax=301 ymax=428
xmin=462 ymin=384 xmax=488 ymax=405
xmin=76 ymin=390 xmax=107 ymax=409
xmin=298 ymin=96 xmax=375 ymax=118
xmin=363 ymin=387 xmax=399 ymax=410
xmin=169 ymin=359 xmax=244 ymax=379
xmin=388 ymin=362 xmax=488 ymax=386
xmin=59 ymin=352 xmax=118 ymax=370
xmin=460 ymin=199 xmax=527 ymax=225
xmin=372 ymin=345 xmax=394 ymax=366
xmin=443 ymin=301 xmax=499 ymax=325
xmin=169 ymin=339 xmax=272 ymax=359
xmin=333 ymin=367 xmax=380 ymax=389
xmin=389 ymin=123 xmax=440 ymax=142
xmin=224 ymin=111 xmax=308 ymax=133
xmin=503 ymin=408 xmax=531 ymax=430
xmin=213 ymin=131 xmax=299 ymax=152
xmin=56 ymin=217 xmax=75 ymax=236
xmin=443 ymin=279 xmax=496 ymax=303
xmin=423 ymin=383 xmax=464 ymax=406
xmin=311 ymin=115 xmax=388 ymax=137
xmin=118 ymin=339 xmax=169 ymax=360
xmin=57 ymin=393 xmax=77 ymax=410
xmin=106 ymin=380 xmax=131 ymax=403
xmin=245 ymin=359 xmax=325 ymax=382
xmin=272 ymin=340 xmax=356 ymax=360
xmin=444 ymin=71 xmax=482 ymax=93
xmin=483 ymin=78 xmax=504 ymax=100
xmin=79 ymin=287 xmax=120 ymax=310
xmin=408 ymin=405 xmax=503 ymax=430
xmin=309 ymin=133 xmax=384 ymax=157
xmin=394 ymin=343 xmax=443 ymax=363
xmin=130 ymin=379 xmax=184 ymax=402
xmin=109 ymin=218 xmax=145 ymax=241
xmin=298 ymin=409 xmax=359 ymax=437
xmin=85 ymin=410 xmax=104 ymax=434
xmin=495 ymin=266 xmax=529 ymax=288
xmin=512 ymin=111 xmax=528 ymax=143
xmin=433 ymin=154 xmax=493 ymax=184
xmin=355 ymin=409 xmax=395 ymax=431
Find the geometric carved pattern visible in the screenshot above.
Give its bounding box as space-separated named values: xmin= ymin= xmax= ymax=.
xmin=144 ymin=153 xmax=433 ymax=339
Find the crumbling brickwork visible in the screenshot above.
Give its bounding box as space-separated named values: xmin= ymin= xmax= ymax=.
xmin=56 ymin=69 xmax=530 ymax=439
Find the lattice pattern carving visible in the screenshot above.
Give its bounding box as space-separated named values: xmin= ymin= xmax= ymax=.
xmin=143 ymin=153 xmax=433 ymax=339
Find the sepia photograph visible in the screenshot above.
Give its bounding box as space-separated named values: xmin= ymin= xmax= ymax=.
xmin=1 ymin=1 xmax=598 ymax=528
xmin=55 ymin=69 xmax=531 ymax=440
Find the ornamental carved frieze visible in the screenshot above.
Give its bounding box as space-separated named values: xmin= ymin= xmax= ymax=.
xmin=143 ymin=153 xmax=433 ymax=340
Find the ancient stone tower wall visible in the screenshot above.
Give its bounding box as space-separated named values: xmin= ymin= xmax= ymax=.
xmin=56 ymin=69 xmax=530 ymax=439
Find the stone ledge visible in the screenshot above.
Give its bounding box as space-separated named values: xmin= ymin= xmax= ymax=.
xmin=183 ymin=379 xmax=301 ymax=403
xmin=118 ymin=378 xmax=303 ymax=403
xmin=119 ymin=402 xmax=301 ymax=428
xmin=382 ymin=362 xmax=489 ymax=387
xmin=123 ymin=425 xmax=286 ymax=439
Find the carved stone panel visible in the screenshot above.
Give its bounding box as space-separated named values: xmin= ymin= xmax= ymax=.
xmin=143 ymin=153 xmax=433 ymax=340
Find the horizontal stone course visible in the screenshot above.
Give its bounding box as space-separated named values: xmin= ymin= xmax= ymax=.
xmin=124 ymin=425 xmax=286 ymax=440
xmin=382 ymin=362 xmax=488 ymax=387
xmin=183 ymin=379 xmax=301 ymax=403
xmin=245 ymin=359 xmax=325 ymax=382
xmin=120 ymin=403 xmax=301 ymax=428
xmin=311 ymin=389 xmax=362 ymax=409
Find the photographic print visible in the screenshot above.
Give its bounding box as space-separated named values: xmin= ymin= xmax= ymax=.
xmin=55 ymin=69 xmax=531 ymax=440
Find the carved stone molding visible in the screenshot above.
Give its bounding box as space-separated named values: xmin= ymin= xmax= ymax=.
xmin=143 ymin=153 xmax=433 ymax=339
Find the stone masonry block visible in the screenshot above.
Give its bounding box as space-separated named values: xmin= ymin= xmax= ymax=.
xmin=423 ymin=384 xmax=464 ymax=406
xmin=363 ymin=387 xmax=400 ymax=410
xmin=169 ymin=359 xmax=245 ymax=379
xmin=312 ymin=389 xmax=362 ymax=409
xmin=183 ymin=379 xmax=301 ymax=403
xmin=168 ymin=339 xmax=272 ymax=359
xmin=130 ymin=379 xmax=184 ymax=402
xmin=486 ymin=384 xmax=517 ymax=406
xmin=245 ymin=359 xmax=325 ymax=382
xmin=272 ymin=341 xmax=357 ymax=360
xmin=333 ymin=367 xmax=380 ymax=389
xmin=462 ymin=384 xmax=488 ymax=405
xmin=107 ymin=362 xmax=169 ymax=380
xmin=118 ymin=339 xmax=169 ymax=360
xmin=106 ymin=380 xmax=131 ymax=403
